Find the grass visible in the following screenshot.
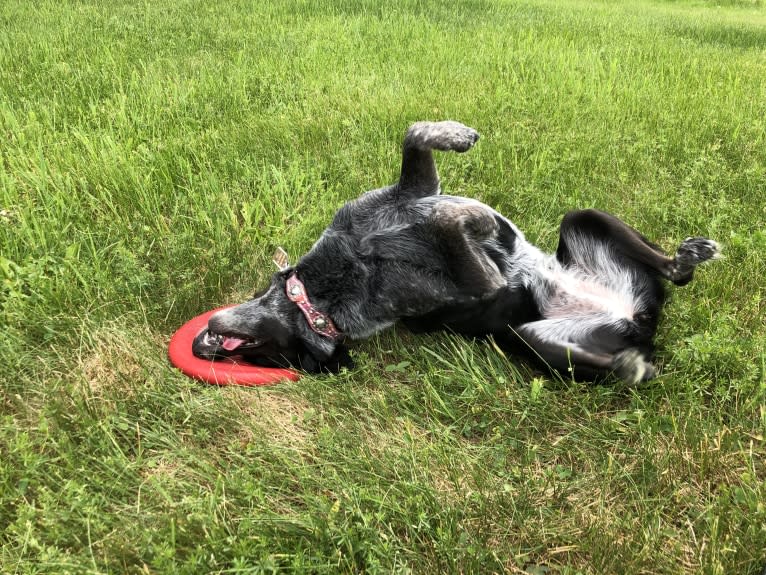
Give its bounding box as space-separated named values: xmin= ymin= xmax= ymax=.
xmin=1 ymin=0 xmax=765 ymax=572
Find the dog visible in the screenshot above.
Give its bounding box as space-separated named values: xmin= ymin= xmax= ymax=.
xmin=192 ymin=121 xmax=719 ymax=383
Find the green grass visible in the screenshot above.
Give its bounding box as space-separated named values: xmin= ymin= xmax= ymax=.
xmin=2 ymin=0 xmax=765 ymax=572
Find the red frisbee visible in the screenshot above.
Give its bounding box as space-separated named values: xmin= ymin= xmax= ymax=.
xmin=168 ymin=306 xmax=300 ymax=386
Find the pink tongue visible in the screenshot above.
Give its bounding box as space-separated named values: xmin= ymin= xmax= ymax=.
xmin=222 ymin=337 xmax=246 ymax=351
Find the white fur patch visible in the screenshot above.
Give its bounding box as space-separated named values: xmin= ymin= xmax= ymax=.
xmin=535 ymin=238 xmax=640 ymax=322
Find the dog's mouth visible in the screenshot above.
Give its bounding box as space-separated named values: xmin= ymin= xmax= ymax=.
xmin=199 ymin=328 xmax=263 ymax=352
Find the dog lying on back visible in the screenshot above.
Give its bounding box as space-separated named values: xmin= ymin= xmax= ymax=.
xmin=193 ymin=121 xmax=719 ymax=383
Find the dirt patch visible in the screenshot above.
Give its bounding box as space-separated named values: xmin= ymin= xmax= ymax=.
xmin=367 ymin=415 xmax=479 ymax=504
xmin=224 ymin=387 xmax=314 ymax=449
xmin=140 ymin=458 xmax=180 ymax=481
xmin=78 ymin=326 xmax=156 ymax=397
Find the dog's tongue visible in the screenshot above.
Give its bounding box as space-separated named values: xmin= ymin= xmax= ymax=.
xmin=221 ymin=336 xmax=246 ymax=351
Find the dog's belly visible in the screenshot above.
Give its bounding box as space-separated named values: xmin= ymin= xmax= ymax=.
xmin=544 ymin=272 xmax=635 ymax=320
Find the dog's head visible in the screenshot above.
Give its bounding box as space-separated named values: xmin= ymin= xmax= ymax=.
xmin=191 ymin=271 xmax=352 ymax=373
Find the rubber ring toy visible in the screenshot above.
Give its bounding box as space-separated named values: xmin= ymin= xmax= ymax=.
xmin=168 ymin=306 xmax=300 ymax=386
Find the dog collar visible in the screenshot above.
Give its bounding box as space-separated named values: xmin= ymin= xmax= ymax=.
xmin=285 ymin=273 xmax=342 ymax=340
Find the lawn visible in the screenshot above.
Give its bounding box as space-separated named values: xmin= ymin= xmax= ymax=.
xmin=1 ymin=0 xmax=765 ymax=573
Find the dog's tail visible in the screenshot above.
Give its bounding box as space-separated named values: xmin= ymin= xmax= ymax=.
xmin=398 ymin=121 xmax=480 ymax=198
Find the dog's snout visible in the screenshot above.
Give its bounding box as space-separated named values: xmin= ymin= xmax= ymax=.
xmin=207 ymin=309 xmax=233 ymax=333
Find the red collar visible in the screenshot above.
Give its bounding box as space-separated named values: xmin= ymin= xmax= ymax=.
xmin=285 ymin=273 xmax=342 ymax=339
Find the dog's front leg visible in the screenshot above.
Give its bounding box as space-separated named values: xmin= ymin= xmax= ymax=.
xmin=428 ymin=201 xmax=506 ymax=296
xmin=397 ymin=121 xmax=480 ymax=198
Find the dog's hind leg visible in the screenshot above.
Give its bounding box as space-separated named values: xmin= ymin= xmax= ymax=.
xmin=512 ymin=318 xmax=656 ymax=384
xmin=397 ymin=121 xmax=480 ymax=198
xmin=557 ymin=209 xmax=719 ymax=285
xmin=557 ymin=209 xmax=673 ymax=272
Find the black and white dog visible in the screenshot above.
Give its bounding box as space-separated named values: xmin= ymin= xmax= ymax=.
xmin=193 ymin=121 xmax=719 ymax=383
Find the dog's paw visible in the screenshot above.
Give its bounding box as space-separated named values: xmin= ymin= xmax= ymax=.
xmin=669 ymin=237 xmax=721 ymax=285
xmin=437 ymin=121 xmax=480 ymax=153
xmin=406 ymin=121 xmax=480 ymax=153
xmin=675 ymin=237 xmax=721 ymax=267
xmin=612 ymin=349 xmax=656 ymax=385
